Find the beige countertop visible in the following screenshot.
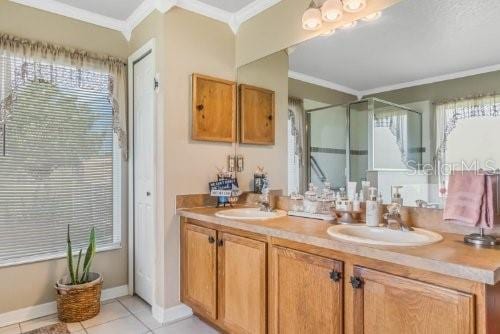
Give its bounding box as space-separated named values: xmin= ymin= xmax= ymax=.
xmin=177 ymin=206 xmax=500 ymax=285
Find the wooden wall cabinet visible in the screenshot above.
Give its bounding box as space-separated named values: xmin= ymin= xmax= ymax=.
xmin=270 ymin=247 xmax=343 ymax=334
xmin=351 ymin=266 xmax=475 ymax=334
xmin=181 ymin=222 xmax=267 ymax=333
xmin=192 ymin=74 xmax=236 ymax=143
xmin=239 ymin=84 xmax=275 ymax=145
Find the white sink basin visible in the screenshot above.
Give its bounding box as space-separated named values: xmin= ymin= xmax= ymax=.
xmin=215 ymin=208 xmax=287 ymax=220
xmin=327 ymin=224 xmax=443 ymax=247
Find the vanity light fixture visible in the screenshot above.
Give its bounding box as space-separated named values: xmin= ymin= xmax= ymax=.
xmin=302 ymin=0 xmax=378 ymax=32
xmin=321 ymin=0 xmax=343 ymax=22
xmin=302 ymin=1 xmax=323 ymax=31
xmin=343 ymin=0 xmax=367 ymax=12
xmin=362 ymin=11 xmax=382 ymax=21
xmin=340 ymin=20 xmax=358 ymax=29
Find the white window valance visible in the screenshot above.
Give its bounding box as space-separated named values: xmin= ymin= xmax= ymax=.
xmin=0 ymin=33 xmax=128 ymax=160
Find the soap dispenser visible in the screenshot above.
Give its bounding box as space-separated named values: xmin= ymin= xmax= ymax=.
xmin=391 ymin=186 xmax=404 ymax=206
xmin=365 ymin=187 xmax=380 ymax=227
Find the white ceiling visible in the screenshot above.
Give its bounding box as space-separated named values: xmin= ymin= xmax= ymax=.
xmin=54 ymin=0 xmax=144 ymax=20
xmin=289 ymin=0 xmax=500 ymax=95
xmin=195 ymin=0 xmax=257 ymax=13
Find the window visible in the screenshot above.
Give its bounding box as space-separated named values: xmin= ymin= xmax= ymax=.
xmin=435 ymin=95 xmax=500 ymax=196
xmin=0 ymin=56 xmax=122 ymax=266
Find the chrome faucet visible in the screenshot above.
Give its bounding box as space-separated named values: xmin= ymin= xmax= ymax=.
xmin=383 ymin=203 xmax=414 ymax=232
xmin=258 ymin=188 xmax=274 ymax=212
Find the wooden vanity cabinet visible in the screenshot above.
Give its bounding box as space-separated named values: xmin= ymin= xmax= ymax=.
xmin=269 ymin=246 xmax=343 ymax=334
xmin=350 ymin=266 xmax=475 ymax=334
xmin=181 ymin=218 xmax=498 ymax=334
xmin=218 ymin=232 xmax=267 ymax=334
xmin=181 ymin=221 xmax=267 ymax=333
xmin=181 ymin=223 xmax=218 ymax=320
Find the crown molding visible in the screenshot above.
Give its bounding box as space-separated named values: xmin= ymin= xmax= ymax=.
xmin=176 ymin=0 xmax=232 ymax=25
xmin=10 ymin=0 xmax=126 ymax=32
xmin=359 ymin=63 xmax=500 ymax=97
xmin=232 ymin=0 xmax=282 ymax=33
xmin=9 ymin=0 xmax=282 ymax=39
xmin=288 ymin=71 xmax=362 ymax=98
xmin=123 ymin=0 xmax=177 ymax=40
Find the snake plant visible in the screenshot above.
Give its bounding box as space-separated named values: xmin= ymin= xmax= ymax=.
xmin=66 ymin=225 xmax=96 ymax=285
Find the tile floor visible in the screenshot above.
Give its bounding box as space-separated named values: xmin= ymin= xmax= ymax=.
xmin=0 ymin=296 xmax=218 ymax=334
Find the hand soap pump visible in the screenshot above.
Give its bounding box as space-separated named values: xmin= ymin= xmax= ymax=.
xmin=365 ymin=187 xmax=380 ymax=227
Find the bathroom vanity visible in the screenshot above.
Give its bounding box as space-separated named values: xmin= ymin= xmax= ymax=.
xmin=178 ymin=207 xmax=500 ymax=334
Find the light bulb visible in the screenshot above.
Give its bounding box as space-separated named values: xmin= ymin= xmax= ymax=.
xmin=340 ymin=20 xmax=358 ymax=29
xmin=362 ymin=11 xmax=382 ymax=21
xmin=302 ymin=7 xmax=322 ymax=31
xmin=343 ymin=0 xmax=367 ymax=13
xmin=320 ymin=29 xmax=336 ymax=37
xmin=321 ymin=0 xmax=343 ymax=23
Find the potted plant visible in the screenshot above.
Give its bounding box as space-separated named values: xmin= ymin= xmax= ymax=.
xmin=55 ymin=226 xmax=102 ymax=322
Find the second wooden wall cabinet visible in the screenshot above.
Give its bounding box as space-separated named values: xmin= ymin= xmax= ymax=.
xmin=239 ymin=84 xmax=275 ymax=145
xmin=181 ymin=218 xmax=489 ymax=334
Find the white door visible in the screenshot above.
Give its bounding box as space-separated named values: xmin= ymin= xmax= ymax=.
xmin=133 ymin=51 xmax=155 ymax=304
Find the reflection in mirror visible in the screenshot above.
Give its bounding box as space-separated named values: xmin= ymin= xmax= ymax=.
xmin=237 ymin=0 xmax=500 ymax=211
xmin=306 ymin=101 xmax=347 ymax=191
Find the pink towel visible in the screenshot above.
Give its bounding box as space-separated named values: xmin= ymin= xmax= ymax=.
xmin=443 ymin=171 xmax=495 ymax=229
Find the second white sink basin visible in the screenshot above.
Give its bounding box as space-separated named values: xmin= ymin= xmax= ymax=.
xmin=215 ymin=208 xmax=287 ymax=220
xmin=327 ymin=224 xmax=443 ymax=247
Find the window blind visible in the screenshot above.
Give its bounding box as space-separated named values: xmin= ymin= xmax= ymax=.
xmin=0 ymin=55 xmax=121 ymax=266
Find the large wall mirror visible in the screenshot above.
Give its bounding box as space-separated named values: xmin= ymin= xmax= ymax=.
xmin=235 ymin=0 xmax=500 ymax=210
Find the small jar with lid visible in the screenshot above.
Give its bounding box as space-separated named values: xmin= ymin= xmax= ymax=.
xmin=303 ymin=183 xmax=319 ymax=213
xmin=289 ymin=192 xmax=304 ymax=212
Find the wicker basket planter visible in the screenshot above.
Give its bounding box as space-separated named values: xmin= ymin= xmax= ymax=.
xmin=55 ymin=272 xmax=103 ymax=323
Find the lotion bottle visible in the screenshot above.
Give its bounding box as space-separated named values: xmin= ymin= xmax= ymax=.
xmin=365 ymin=187 xmax=380 ymax=227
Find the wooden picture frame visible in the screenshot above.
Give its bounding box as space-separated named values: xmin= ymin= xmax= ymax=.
xmin=239 ymin=84 xmax=275 ymax=145
xmin=192 ymin=73 xmax=236 ymax=143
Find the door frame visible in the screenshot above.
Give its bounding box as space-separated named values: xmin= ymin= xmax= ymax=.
xmin=127 ymin=39 xmax=159 ymax=306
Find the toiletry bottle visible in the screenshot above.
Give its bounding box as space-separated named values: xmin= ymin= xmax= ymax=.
xmin=391 ymin=186 xmax=404 ymax=206
xmin=353 ymin=193 xmax=361 ymax=212
xmin=365 ymin=187 xmax=380 ymax=227
xmin=347 ymin=181 xmax=357 ymax=201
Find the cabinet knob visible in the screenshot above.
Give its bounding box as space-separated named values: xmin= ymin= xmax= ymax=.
xmin=330 ymin=270 xmax=342 ymax=282
xmin=208 ymin=236 xmax=215 ymax=244
xmin=217 ymin=239 xmax=224 ymax=247
xmin=350 ymin=276 xmax=364 ymax=289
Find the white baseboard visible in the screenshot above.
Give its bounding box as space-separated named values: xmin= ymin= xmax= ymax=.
xmin=152 ymin=303 xmax=193 ymax=325
xmin=0 ymin=284 xmax=129 ymax=328
xmin=100 ymin=285 xmax=129 ymax=301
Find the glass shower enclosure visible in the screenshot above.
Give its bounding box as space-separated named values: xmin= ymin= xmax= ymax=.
xmin=306 ymin=97 xmax=423 ymax=195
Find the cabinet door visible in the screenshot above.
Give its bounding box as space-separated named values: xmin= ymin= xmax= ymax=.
xmin=351 ymin=266 xmax=475 ymax=334
xmin=240 ymin=84 xmax=275 ymax=145
xmin=192 ymin=74 xmax=236 ymax=143
xmin=181 ymin=223 xmax=217 ymax=320
xmin=218 ymin=233 xmax=267 ymax=334
xmin=270 ymin=246 xmax=343 ymax=334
